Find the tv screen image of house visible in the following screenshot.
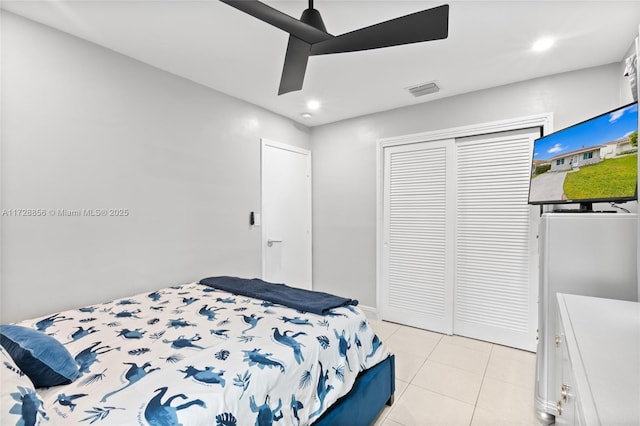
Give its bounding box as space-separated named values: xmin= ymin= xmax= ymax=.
xmin=529 ymin=102 xmax=638 ymax=205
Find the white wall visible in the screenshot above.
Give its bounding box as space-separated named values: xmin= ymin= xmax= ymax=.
xmin=0 ymin=12 xmax=311 ymax=323
xmin=311 ymin=63 xmax=627 ymax=308
xmin=615 ymin=35 xmax=639 ymax=299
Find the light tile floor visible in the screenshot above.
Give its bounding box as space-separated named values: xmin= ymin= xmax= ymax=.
xmin=368 ymin=319 xmax=539 ymax=426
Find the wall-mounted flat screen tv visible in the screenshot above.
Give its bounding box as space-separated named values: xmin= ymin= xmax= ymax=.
xmin=528 ymin=102 xmax=638 ymax=210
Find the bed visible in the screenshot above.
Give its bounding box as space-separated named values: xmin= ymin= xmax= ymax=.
xmin=1 ymin=277 xmax=394 ymax=426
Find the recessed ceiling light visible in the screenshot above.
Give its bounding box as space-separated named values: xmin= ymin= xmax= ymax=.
xmin=532 ymin=37 xmax=554 ymax=52
xmin=301 ymin=112 xmax=312 ymax=119
xmin=306 ymin=100 xmax=321 ymax=111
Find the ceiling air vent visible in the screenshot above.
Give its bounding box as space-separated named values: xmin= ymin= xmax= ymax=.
xmin=406 ymin=81 xmax=440 ymax=97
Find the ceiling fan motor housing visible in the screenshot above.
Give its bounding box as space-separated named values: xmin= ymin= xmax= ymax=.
xmin=300 ymin=8 xmax=328 ymax=33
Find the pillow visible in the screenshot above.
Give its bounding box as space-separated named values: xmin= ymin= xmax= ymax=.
xmin=1 ymin=345 xmax=48 ymax=424
xmin=0 ymin=324 xmax=79 ymax=387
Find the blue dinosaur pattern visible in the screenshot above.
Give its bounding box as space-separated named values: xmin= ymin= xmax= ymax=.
xmin=272 ymin=328 xmax=306 ymax=364
xmin=100 ymin=362 xmax=159 ymax=402
xmin=310 ymin=361 xmax=334 ymax=418
xmin=65 ymin=326 xmax=98 ymax=344
xmin=180 ymin=365 xmax=226 ymax=387
xmin=334 ymin=329 xmax=353 ymax=372
xmin=242 ymin=349 xmax=285 ymax=373
xmin=35 ymin=313 xmax=71 ymax=332
xmin=239 ymin=314 xmax=263 ymax=335
xmin=144 ymin=387 xmax=206 ymax=426
xmin=199 ymin=305 xmax=226 ymax=321
xmin=75 ymin=341 xmax=120 ymax=375
xmin=9 ymin=386 xmax=48 ymax=426
xmin=54 ymin=393 xmax=87 ymax=412
xmin=249 ymin=395 xmax=282 ymax=426
xmin=279 ymin=316 xmax=313 ymax=327
xmin=6 ymin=282 xmax=389 ymax=425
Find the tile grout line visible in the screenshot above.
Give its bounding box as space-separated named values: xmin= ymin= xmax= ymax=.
xmin=378 ymin=325 xmax=444 ymax=426
xmin=406 ymin=338 xmax=494 ymax=422
xmin=392 ymin=331 xmax=444 ymax=426
xmin=469 ymin=342 xmax=494 ymax=425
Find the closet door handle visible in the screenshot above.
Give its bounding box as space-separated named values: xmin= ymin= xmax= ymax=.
xmin=267 ymin=239 xmax=283 ymax=247
xmin=561 ymin=384 xmax=569 ymax=403
xmin=556 ymin=401 xmax=563 ymax=416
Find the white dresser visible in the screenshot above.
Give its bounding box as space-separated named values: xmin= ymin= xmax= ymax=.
xmin=535 ymin=213 xmax=638 ymax=424
xmin=554 ymin=293 xmax=640 ymax=425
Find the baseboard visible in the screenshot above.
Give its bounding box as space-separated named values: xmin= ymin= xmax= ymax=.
xmin=358 ymin=304 xmax=379 ymax=320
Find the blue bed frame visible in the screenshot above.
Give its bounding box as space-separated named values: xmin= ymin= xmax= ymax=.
xmin=314 ymin=354 xmax=395 ymax=425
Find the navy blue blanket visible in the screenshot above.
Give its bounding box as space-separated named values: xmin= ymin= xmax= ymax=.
xmin=199 ymin=276 xmax=358 ymax=316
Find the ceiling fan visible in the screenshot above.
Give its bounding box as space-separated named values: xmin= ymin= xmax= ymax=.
xmin=220 ymin=0 xmax=449 ymax=95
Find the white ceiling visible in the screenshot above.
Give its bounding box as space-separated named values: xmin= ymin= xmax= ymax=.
xmin=2 ymin=1 xmax=639 ymax=127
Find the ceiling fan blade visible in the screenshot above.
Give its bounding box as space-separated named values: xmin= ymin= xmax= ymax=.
xmin=220 ymin=0 xmax=333 ymax=44
xmin=278 ymin=36 xmax=311 ymax=95
xmin=310 ymin=4 xmax=449 ymax=55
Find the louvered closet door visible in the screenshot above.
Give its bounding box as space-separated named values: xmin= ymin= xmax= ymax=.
xmin=381 ymin=140 xmax=454 ymax=334
xmin=454 ymin=128 xmax=538 ymax=351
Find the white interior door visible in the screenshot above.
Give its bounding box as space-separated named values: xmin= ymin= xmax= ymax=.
xmin=453 ymin=128 xmax=539 ymax=351
xmin=381 ymin=139 xmax=455 ymax=334
xmin=261 ymin=139 xmax=312 ymax=290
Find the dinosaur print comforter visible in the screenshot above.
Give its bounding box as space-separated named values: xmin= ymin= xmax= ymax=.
xmin=8 ymin=282 xmax=390 ymax=425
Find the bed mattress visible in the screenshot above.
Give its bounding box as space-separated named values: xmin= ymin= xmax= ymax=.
xmin=3 ymin=281 xmax=390 ymax=425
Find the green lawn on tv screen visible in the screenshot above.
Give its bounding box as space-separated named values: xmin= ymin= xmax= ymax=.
xmin=563 ymin=153 xmax=637 ymax=200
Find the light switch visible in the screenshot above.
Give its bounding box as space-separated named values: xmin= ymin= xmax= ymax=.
xmin=253 ymin=213 xmax=261 ymax=227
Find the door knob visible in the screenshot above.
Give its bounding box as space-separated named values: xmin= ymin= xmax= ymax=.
xmin=267 ymin=239 xmax=283 ymax=247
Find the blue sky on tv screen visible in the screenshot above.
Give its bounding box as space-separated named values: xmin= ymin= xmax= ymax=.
xmin=533 ymin=103 xmax=638 ymax=161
